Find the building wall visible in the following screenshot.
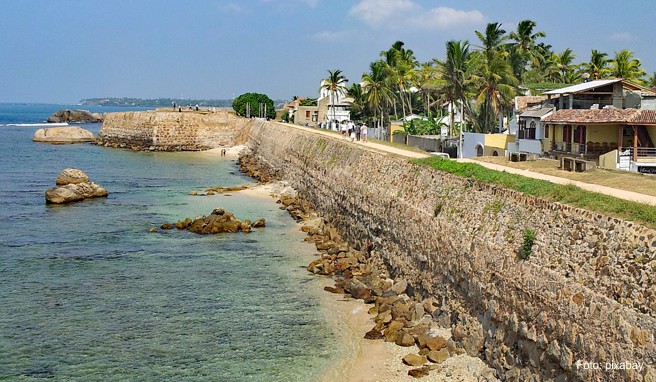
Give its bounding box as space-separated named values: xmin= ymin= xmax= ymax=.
xmin=586 ymin=125 xmax=620 ymax=145
xmin=246 ymin=120 xmax=656 ymax=381
xmin=295 ymin=106 xmax=318 ymax=127
xmin=485 ymin=134 xmax=515 ymax=150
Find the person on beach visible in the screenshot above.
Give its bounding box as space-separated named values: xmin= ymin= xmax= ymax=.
xmin=340 ymin=122 xmax=347 ymax=138
xmin=361 ymin=123 xmax=368 ymax=142
xmin=356 ymin=123 xmax=361 ymax=141
xmin=349 ymin=125 xmax=356 ymax=142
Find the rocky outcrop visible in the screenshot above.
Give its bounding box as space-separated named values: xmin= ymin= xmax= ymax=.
xmin=33 ymin=126 xmax=95 ymax=143
xmin=45 ymin=169 xmax=108 ymax=204
xmin=157 ymin=208 xmax=265 ymax=234
xmin=97 ymin=110 xmax=252 ymax=151
xmin=47 ymin=109 xmax=102 ymax=123
xmin=271 ymin=190 xmax=496 ymax=380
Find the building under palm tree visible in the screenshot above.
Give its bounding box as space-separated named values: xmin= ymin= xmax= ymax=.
xmin=510 ymin=79 xmax=656 ymax=172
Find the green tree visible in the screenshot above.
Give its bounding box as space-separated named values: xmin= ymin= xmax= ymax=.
xmin=299 ymin=98 xmax=317 ymax=106
xmin=380 ymin=41 xmax=419 ymax=119
xmin=581 ymin=49 xmax=610 ymax=80
xmin=232 ymin=92 xmax=275 ymax=119
xmin=417 ymin=62 xmax=443 ymax=118
xmin=475 ymin=22 xmax=518 ymax=133
xmin=610 ymin=49 xmax=646 ymax=84
xmin=346 ymin=83 xmax=367 ymax=122
xmin=551 ymin=48 xmax=579 ymax=83
xmin=362 ymin=61 xmax=394 ymax=137
xmin=646 ymin=72 xmax=656 ymax=88
xmin=508 ymin=19 xmax=546 ymax=82
xmin=436 ymin=40 xmax=476 ymax=136
xmin=320 ymin=69 xmax=348 ymax=125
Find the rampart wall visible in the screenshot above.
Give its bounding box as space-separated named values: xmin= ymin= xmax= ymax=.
xmin=246 ymin=120 xmax=656 ymax=382
xmin=97 ymin=111 xmax=250 ymax=150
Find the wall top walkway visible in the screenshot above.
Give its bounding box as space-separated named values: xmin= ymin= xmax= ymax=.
xmin=276 ymin=122 xmax=656 ymax=206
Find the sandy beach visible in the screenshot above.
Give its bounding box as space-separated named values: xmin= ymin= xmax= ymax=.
xmin=202 ymin=145 xmax=247 ymax=159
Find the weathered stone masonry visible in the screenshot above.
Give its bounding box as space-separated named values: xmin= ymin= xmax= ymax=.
xmin=97 ymin=111 xmax=251 ymax=151
xmin=246 ymin=120 xmax=656 ymax=382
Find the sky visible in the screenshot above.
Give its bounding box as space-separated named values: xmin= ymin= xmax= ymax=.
xmin=1 ymin=0 xmax=655 ymax=104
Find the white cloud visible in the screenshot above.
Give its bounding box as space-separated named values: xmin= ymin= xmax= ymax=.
xmin=410 ymin=7 xmax=485 ymax=30
xmin=349 ymin=0 xmax=484 ymax=30
xmin=310 ymin=30 xmax=352 ymax=42
xmin=260 ymin=0 xmax=318 ymax=6
xmin=349 ymin=0 xmax=417 ymax=26
xmin=609 ymin=32 xmax=635 ymax=42
xmin=217 ymin=3 xmax=244 ymax=13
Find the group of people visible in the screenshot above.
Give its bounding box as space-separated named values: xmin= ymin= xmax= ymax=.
xmin=338 ymin=121 xmax=368 ymax=143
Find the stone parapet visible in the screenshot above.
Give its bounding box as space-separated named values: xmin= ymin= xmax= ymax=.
xmin=245 ymin=120 xmax=656 ymax=382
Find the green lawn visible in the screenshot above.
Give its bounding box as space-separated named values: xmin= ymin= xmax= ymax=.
xmin=412 ymin=157 xmax=656 ymax=228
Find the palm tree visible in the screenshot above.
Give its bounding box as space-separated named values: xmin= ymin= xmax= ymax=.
xmin=610 ymin=50 xmax=646 ymax=84
xmin=646 ymin=72 xmax=656 ymax=89
xmin=380 ymin=41 xmax=419 ymax=119
xmin=508 ymin=19 xmax=546 ymax=81
xmin=320 ymin=69 xmax=348 ymax=127
xmin=417 ymin=62 xmax=443 ymax=118
xmin=362 ymin=61 xmax=394 ymax=139
xmin=346 ymin=83 xmax=367 ymax=122
xmin=552 ymin=49 xmax=578 ymax=83
xmin=475 ymin=22 xmax=518 ymax=133
xmin=436 ymin=40 xmax=477 ymax=137
xmin=581 ymin=49 xmax=610 ymax=80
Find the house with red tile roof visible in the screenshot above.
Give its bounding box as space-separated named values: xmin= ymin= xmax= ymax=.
xmin=509 ymin=79 xmax=656 ymax=172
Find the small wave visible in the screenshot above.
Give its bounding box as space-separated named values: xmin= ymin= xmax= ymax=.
xmin=4 ymin=122 xmax=69 ymax=127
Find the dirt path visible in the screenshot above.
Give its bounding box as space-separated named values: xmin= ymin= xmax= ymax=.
xmin=275 ymin=121 xmax=656 ymax=206
xmin=460 ymin=158 xmax=656 ymax=206
xmin=272 ymin=122 xmax=430 ymax=159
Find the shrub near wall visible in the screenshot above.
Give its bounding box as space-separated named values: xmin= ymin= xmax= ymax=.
xmin=245 ymin=120 xmax=656 ymax=382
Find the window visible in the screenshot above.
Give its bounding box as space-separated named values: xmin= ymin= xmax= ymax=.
xmin=518 ymin=119 xmax=526 ymax=139
xmin=305 ymin=111 xmax=310 ymax=118
xmin=563 ymin=124 xmax=572 ymax=143
xmin=544 ymin=124 xmax=549 ymax=138
xmin=519 ymin=119 xmax=536 ymax=139
xmin=528 ymin=121 xmax=537 ymax=140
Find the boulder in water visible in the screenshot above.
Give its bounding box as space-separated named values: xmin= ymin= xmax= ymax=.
xmin=33 ymin=127 xmax=95 ymax=143
xmin=47 ymin=109 xmax=102 ymax=123
xmin=45 ymin=168 xmax=108 ymax=204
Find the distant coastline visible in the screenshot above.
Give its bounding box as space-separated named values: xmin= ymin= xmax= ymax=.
xmin=80 ymin=97 xmax=285 ymax=108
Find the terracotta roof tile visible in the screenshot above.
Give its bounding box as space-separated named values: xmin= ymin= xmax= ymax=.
xmin=514 ymin=96 xmax=548 ymax=112
xmin=542 ymin=108 xmax=640 ymax=124
xmin=629 ymin=110 xmax=656 ymax=125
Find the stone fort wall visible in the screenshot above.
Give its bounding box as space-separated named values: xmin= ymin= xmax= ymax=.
xmin=245 ymin=120 xmax=656 ymax=382
xmin=97 ymin=110 xmax=251 ymax=151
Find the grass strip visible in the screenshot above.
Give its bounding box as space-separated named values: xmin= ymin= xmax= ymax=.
xmin=411 ymin=157 xmax=656 ymax=228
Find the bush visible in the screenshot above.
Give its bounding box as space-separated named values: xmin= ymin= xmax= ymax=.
xmin=518 ymin=228 xmax=535 ymax=260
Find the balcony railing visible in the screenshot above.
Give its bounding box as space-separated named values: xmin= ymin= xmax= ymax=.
xmin=628 ymin=147 xmax=656 ymax=158
xmin=552 ymin=141 xmax=587 ymax=155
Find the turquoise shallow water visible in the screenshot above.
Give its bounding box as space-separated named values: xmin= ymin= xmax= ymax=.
xmin=0 ymin=105 xmax=339 ymax=381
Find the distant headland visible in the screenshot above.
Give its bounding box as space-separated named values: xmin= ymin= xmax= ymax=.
xmin=80 ymin=97 xmax=284 ymax=108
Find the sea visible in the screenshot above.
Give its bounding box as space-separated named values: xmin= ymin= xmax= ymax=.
xmin=0 ymin=104 xmax=340 ymax=381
